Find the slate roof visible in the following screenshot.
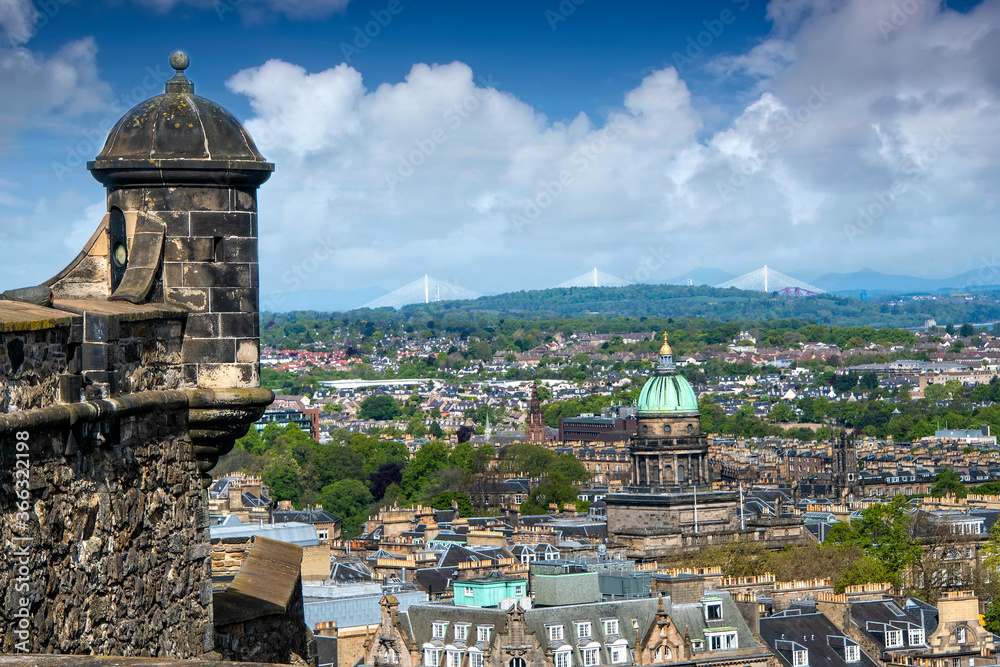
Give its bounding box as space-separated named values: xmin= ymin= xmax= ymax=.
xmin=760 ymin=612 xmax=880 ymax=667
xmin=273 ymin=508 xmax=341 ymax=525
xmin=850 ymin=600 xmax=927 ymax=651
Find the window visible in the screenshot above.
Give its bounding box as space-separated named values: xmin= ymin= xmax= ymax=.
xmin=555 ymin=650 xmax=572 ymax=667
xmin=845 ymin=645 xmax=860 ymax=663
xmin=575 ymin=622 xmax=592 ymax=639
xmin=707 ymin=631 xmax=738 ymax=651
xmin=582 ymin=647 xmax=600 ymax=667
xmin=793 ymin=649 xmax=808 ymax=667
xmin=704 ymin=600 xmax=723 ymax=621
xmin=603 ymin=619 xmax=619 ymax=636
xmin=433 ymin=622 xmax=449 ymax=639
xmin=477 ymin=626 xmax=493 ymax=643
xmin=469 ymin=651 xmax=484 ymax=667
xmin=515 ymin=586 xmax=524 ymax=596
xmin=455 ymin=625 xmax=470 ymax=642
xmin=548 ymin=625 xmax=565 ymax=642
xmin=425 ymin=649 xmax=442 ymax=666
xmin=609 ymin=645 xmax=627 ymax=664
xmin=909 ymin=629 xmax=924 ymax=645
xmin=631 ymin=619 xmax=639 ymax=631
xmin=447 ymin=651 xmax=463 ymax=667
xmin=885 ymin=630 xmax=903 ymax=648
xmin=956 ymin=627 xmax=967 ymax=644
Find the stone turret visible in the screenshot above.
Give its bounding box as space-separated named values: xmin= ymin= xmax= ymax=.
xmin=84 ymin=50 xmax=273 ymax=390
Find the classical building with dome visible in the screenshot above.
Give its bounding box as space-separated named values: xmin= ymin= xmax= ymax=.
xmin=606 ymin=335 xmax=809 ymax=558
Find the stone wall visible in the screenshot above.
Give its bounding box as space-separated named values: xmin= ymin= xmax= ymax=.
xmin=214 ymin=574 xmax=310 ymax=665
xmin=0 ymin=403 xmax=212 ymax=657
xmin=210 ymin=537 xmax=253 ymax=578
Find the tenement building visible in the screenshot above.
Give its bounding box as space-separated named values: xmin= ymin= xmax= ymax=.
xmin=606 ymin=335 xmax=809 ymax=557
xmin=0 ymin=52 xmax=306 ymax=661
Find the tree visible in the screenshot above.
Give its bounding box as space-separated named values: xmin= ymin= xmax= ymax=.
xmin=547 ymin=453 xmax=590 ymax=483
xmin=930 ymin=468 xmax=967 ymax=498
xmin=237 ymin=427 xmax=266 ymax=455
xmin=960 ymin=323 xmax=975 ymax=338
xmin=924 ymin=383 xmax=949 ymax=402
xmin=400 ymin=440 xmax=452 ymax=500
xmin=323 ymin=402 xmax=343 ymax=413
xmin=430 ymin=491 xmax=473 ymax=517
xmin=826 ymin=495 xmax=921 ymax=589
xmin=456 ymin=425 xmax=475 ymax=443
xmin=317 ymin=479 xmax=373 ymax=537
xmin=429 ymin=421 xmax=444 ymax=438
xmin=519 ymin=474 xmax=579 ymax=515
xmin=407 ymin=412 xmax=427 ymax=437
xmin=859 ymin=371 xmax=880 ymax=393
xmin=358 ymin=395 xmax=402 ymax=421
xmin=262 ymin=449 xmax=304 ymax=506
xmin=769 ymin=403 xmax=794 ymax=423
xmin=982 ymin=520 xmax=1000 ymax=633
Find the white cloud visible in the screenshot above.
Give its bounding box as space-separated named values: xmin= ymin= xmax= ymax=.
xmin=0 ymin=38 xmax=114 ymax=149
xmin=0 ymin=0 xmax=38 ymax=46
xmin=5 ymin=0 xmax=1000 ymax=296
xmin=225 ymin=0 xmax=1000 ymax=296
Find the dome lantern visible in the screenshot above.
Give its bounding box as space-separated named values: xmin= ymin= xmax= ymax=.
xmin=88 ymin=51 xmax=273 ymax=188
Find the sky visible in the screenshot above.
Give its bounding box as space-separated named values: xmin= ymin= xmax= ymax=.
xmin=0 ymin=0 xmax=997 ymax=304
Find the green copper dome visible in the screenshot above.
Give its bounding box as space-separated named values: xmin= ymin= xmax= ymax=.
xmin=637 ymin=373 xmax=699 ymax=415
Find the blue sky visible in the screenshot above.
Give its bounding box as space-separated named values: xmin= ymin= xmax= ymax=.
xmin=0 ymin=0 xmax=997 ymax=304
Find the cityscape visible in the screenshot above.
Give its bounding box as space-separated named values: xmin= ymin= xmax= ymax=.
xmin=2 ymin=2 xmax=1000 ymax=667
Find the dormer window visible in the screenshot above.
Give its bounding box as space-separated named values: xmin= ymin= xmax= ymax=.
xmin=885 ymin=630 xmax=903 ymax=648
xmin=548 ymin=625 xmax=565 ymax=642
xmin=845 ymin=645 xmax=860 ymax=663
xmin=703 ymin=598 xmax=723 ymax=621
xmin=909 ymin=629 xmax=924 ymax=645
xmin=455 ymin=624 xmax=470 ymax=641
xmin=433 ymin=622 xmax=449 ymax=639
xmin=603 ymin=619 xmax=619 ymax=636
xmin=576 ymin=622 xmax=592 ymax=639
xmin=793 ymin=649 xmax=808 ymax=667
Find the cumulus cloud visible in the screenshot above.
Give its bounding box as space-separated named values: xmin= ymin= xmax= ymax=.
xmin=0 ymin=37 xmax=114 ymax=150
xmin=227 ymin=0 xmax=1000 ymax=297
xmin=0 ymin=0 xmax=38 ymax=45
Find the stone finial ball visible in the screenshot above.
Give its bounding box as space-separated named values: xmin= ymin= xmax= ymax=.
xmin=169 ymin=50 xmax=189 ymax=71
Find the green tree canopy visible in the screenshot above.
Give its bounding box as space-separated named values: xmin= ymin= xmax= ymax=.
xmin=358 ymin=395 xmax=402 ymax=421
xmin=930 ymin=468 xmax=967 ymax=498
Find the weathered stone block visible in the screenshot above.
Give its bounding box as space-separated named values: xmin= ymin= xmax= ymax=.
xmin=106 ymin=187 xmax=144 ymax=211
xmin=158 ymin=211 xmax=190 ymax=237
xmin=163 ymin=262 xmax=183 ymax=288
xmin=164 ymin=237 xmax=213 ymax=262
xmin=219 ymin=313 xmax=257 ymax=338
xmin=189 ymin=212 xmax=251 ymax=238
xmin=165 ymin=287 xmax=208 ymax=312
xmin=210 ymin=288 xmax=256 ymax=313
xmin=182 ymin=263 xmax=250 ymax=289
xmin=221 ymin=238 xmax=257 ymax=263
xmin=185 ymin=313 xmax=219 ymax=338
xmin=181 ymin=338 xmax=236 ymax=364
xmin=146 ymin=186 xmax=230 ymax=213
xmin=235 ymin=339 xmax=258 ymax=364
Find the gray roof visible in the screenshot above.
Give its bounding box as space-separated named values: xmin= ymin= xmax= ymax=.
xmin=210 ymin=520 xmax=319 ymax=546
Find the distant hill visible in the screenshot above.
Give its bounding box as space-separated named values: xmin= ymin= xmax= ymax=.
xmin=663 ymin=267 xmax=736 ymax=286
xmin=812 ymin=269 xmax=1000 ymax=294
xmin=349 ymin=283 xmax=1000 ymax=328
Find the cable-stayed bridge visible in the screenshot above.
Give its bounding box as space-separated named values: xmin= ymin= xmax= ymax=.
xmin=361 ymin=275 xmax=482 ymax=310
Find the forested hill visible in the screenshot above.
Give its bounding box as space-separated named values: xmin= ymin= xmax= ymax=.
xmin=321 ymin=285 xmax=1000 ymax=329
